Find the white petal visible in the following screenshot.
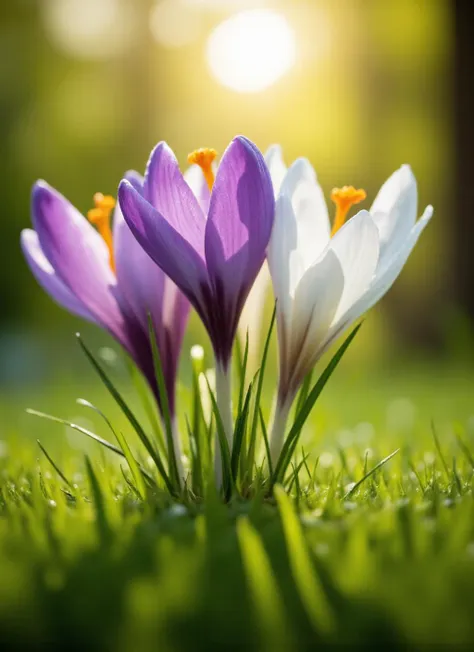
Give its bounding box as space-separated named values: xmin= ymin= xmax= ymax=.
xmin=184 ymin=164 xmax=211 ymax=215
xmin=280 ymin=158 xmax=330 ymax=271
xmin=284 ymin=249 xmax=344 ymax=396
xmin=264 ymin=144 xmax=287 ymax=196
xmin=370 ymin=165 xmax=418 ymax=263
xmin=361 ymin=204 xmax=433 ymax=313
xmin=267 ymin=193 xmax=297 ymax=318
xmin=325 ymin=204 xmax=433 ymax=347
xmin=238 ymin=262 xmax=270 ymax=365
xmin=329 ymin=210 xmax=380 ymax=323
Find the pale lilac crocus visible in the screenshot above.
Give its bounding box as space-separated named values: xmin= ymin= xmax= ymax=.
xmin=21 ymin=173 xmax=190 ymax=479
xmin=118 ymin=136 xmax=275 ymax=450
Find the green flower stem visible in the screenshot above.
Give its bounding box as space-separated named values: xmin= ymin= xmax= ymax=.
xmin=171 ymin=416 xmax=185 ymax=487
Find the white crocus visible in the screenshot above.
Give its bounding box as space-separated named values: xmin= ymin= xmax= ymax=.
xmin=267 ymin=148 xmax=433 ymax=464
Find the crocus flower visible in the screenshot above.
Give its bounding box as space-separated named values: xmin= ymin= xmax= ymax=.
xmin=118 ymin=136 xmax=275 ymax=448
xmin=21 ymin=174 xmax=190 ymax=479
xmin=267 ymin=148 xmax=433 ymax=463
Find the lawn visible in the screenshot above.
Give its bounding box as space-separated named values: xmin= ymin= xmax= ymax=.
xmin=1 ymin=354 xmax=474 ymax=651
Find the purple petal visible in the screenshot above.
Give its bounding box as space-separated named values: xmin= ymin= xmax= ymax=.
xmin=21 ymin=229 xmax=95 ymax=323
xmin=31 ymin=181 xmax=126 ymax=340
xmin=203 ymin=137 xmax=274 ymax=359
xmin=113 ymin=171 xmax=165 ymax=333
xmin=205 ymin=136 xmax=274 ymax=290
xmin=144 ymin=141 xmax=206 ymax=257
xmin=114 ymin=173 xmax=190 ymax=410
xmin=118 ymin=180 xmax=208 ymax=312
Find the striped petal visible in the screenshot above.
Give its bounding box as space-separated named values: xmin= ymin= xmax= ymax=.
xmin=21 ymin=229 xmax=94 ymax=323
xmin=31 ymin=181 xmax=126 ymax=340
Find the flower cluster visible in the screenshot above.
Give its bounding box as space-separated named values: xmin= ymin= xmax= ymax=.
xmin=22 ymin=135 xmax=432 ymax=488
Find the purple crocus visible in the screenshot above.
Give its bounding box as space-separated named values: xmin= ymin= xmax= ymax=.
xmin=21 ymin=172 xmax=190 ymax=478
xmin=118 ymin=136 xmax=275 ymax=448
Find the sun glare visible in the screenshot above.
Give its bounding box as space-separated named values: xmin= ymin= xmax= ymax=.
xmin=206 ymin=9 xmax=296 ymax=93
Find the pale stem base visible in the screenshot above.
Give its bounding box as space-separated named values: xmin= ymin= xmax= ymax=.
xmin=269 ymin=399 xmax=291 ymax=466
xmin=214 ymin=361 xmax=233 ymax=486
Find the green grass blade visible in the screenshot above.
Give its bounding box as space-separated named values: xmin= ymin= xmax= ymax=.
xmin=36 ymin=440 xmax=73 ymax=488
xmin=237 ymin=517 xmax=292 ymax=652
xmin=76 ymin=333 xmax=174 ymax=494
xmin=28 ymin=408 xmax=157 ymax=487
xmin=28 ymin=408 xmax=124 ymax=457
xmin=113 ymin=429 xmax=147 ymax=500
xmin=190 ymin=353 xmax=205 ymax=495
xmin=275 ymin=485 xmax=335 ymax=635
xmin=343 ymin=448 xmax=400 ymax=499
xmin=185 ymin=415 xmax=201 ymax=496
xmin=432 ymin=420 xmax=451 ymax=480
xmin=231 ymin=378 xmax=254 ymax=483
xmin=273 ymin=324 xmax=362 ymax=485
xmin=125 ymin=356 xmax=167 ymax=457
xmin=237 ymin=330 xmax=250 ymax=416
xmin=247 ymin=305 xmax=276 ymax=475
xmin=295 ymin=369 xmax=313 ymax=415
xmin=147 ymin=315 xmax=180 ymax=489
xmin=454 ymin=425 xmax=474 ymax=469
xmin=259 ymin=406 xmax=273 ymax=479
xmin=85 ymin=455 xmax=112 ymax=546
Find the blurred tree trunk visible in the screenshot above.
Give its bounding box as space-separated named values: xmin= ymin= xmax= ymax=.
xmin=453 ymin=0 xmax=474 ymax=324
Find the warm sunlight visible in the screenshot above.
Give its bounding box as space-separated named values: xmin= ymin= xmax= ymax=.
xmin=206 ymin=9 xmax=296 ymax=93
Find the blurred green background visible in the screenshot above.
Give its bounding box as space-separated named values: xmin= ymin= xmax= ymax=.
xmin=1 ymin=0 xmax=472 ymax=437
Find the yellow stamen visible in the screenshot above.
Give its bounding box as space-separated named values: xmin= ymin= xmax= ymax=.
xmin=330 ymin=186 xmax=367 ymax=236
xmin=187 ymin=148 xmax=217 ymax=191
xmin=87 ymin=192 xmax=116 ymax=271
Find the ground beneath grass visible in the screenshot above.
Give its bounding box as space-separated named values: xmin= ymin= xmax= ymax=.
xmin=1 ymin=363 xmax=474 ymax=650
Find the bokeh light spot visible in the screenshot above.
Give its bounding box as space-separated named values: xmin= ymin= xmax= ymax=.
xmin=206 ymin=9 xmax=296 ymax=93
xmin=43 ymin=0 xmax=136 ymax=60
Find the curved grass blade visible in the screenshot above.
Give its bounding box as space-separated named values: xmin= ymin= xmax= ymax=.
xmin=247 ymin=305 xmax=276 ymax=476
xmin=272 ymin=324 xmax=362 ymax=486
xmin=186 ymin=415 xmax=202 ymax=497
xmin=259 ymin=407 xmax=273 ymax=479
xmin=28 ymin=408 xmax=156 ymax=487
xmin=28 ymin=408 xmax=123 ymax=456
xmin=454 ymin=425 xmax=474 ymax=470
xmin=190 ymin=355 xmax=204 ymax=495
xmin=76 ymin=333 xmax=174 ymax=494
xmin=231 ymin=378 xmax=254 ymax=484
xmin=295 ymin=370 xmax=313 ymax=416
xmin=432 ymin=420 xmax=451 ymax=480
xmin=85 ymin=455 xmax=112 ymax=546
xmin=147 ymin=315 xmax=180 ymax=489
xmin=236 ymin=330 xmax=250 ymax=416
xmin=36 ymin=440 xmax=73 ymax=489
xmin=125 ymin=356 xmax=167 ymax=457
xmin=343 ymin=448 xmax=400 ymax=499
xmin=275 ymin=485 xmax=335 ymax=635
xmin=112 ymin=429 xmax=147 ymax=500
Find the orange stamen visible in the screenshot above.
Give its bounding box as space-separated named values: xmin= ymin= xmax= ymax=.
xmin=330 ymin=186 xmax=367 ymax=236
xmin=87 ymin=192 xmax=116 ymax=271
xmin=187 ymin=148 xmax=217 ymax=191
